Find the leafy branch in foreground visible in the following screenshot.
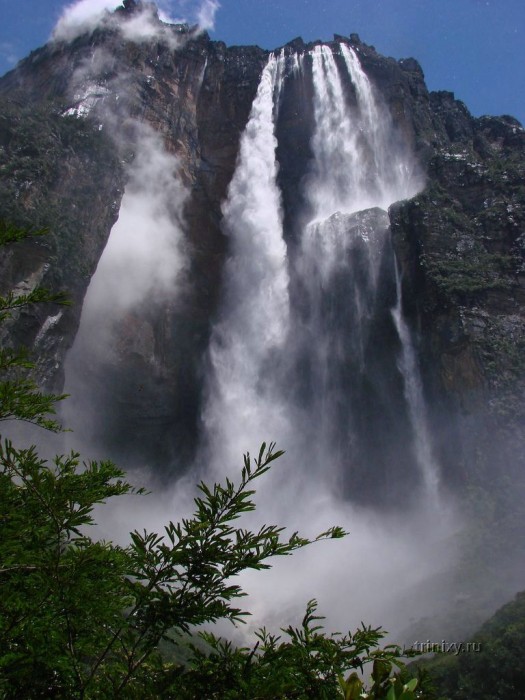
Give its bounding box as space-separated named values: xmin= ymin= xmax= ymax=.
xmin=0 ymin=437 xmax=432 ymax=699
xmin=0 ymin=287 xmax=70 ymax=323
xmin=0 ymin=441 xmax=349 ymax=698
xmin=176 ymin=599 xmax=433 ymax=699
xmin=0 ymin=219 xmax=69 ymax=431
xmin=0 ymin=219 xmax=49 ymax=246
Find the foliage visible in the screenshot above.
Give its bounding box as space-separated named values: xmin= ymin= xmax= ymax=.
xmin=425 ymin=253 xmax=515 ymax=297
xmin=417 ymin=591 xmax=525 ymax=700
xmin=171 ymin=601 xmax=433 ymax=699
xmin=0 ymin=220 xmax=69 ymax=431
xmin=0 ymin=437 xmax=344 ymax=697
xmin=0 ymin=220 xmax=49 ymax=246
xmin=0 ymin=227 xmax=432 ymax=698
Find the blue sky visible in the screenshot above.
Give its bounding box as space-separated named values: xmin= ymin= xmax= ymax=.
xmin=1 ymin=0 xmax=524 ymax=124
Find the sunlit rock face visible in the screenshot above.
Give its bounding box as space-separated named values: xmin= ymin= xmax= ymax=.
xmin=391 ymin=103 xmax=525 ymax=515
xmin=0 ymin=7 xmax=523 ymax=518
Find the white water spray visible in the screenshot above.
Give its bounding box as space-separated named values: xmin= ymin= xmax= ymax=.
xmin=63 ymin=125 xmax=188 ymax=450
xmin=202 ymin=53 xmax=292 ymax=474
xmin=307 ymin=43 xmax=421 ymax=220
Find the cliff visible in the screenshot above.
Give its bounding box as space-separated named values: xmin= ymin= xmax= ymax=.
xmin=0 ymin=4 xmax=523 ymax=512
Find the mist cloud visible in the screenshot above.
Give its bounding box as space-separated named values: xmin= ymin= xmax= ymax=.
xmin=53 ymin=0 xmax=118 ymax=42
xmin=73 ymin=122 xmax=188 ymax=363
xmin=195 ymin=0 xmax=220 ymax=31
xmin=53 ymin=0 xmax=221 ymax=45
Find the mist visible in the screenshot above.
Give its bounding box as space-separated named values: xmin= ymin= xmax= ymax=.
xmin=53 ymin=0 xmax=220 ymax=47
xmin=62 ymin=123 xmax=188 ymax=461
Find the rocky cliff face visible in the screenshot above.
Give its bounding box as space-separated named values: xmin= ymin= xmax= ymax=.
xmin=0 ymin=2 xmax=523 ymax=510
xmin=391 ymin=99 xmax=525 ymax=502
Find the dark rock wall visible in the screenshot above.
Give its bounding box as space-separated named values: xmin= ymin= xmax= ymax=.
xmin=391 ymin=104 xmax=525 ymax=489
xmin=0 ymin=100 xmax=124 ymax=388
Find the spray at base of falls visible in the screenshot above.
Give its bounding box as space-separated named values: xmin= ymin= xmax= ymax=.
xmin=197 ymin=44 xmax=458 ymax=639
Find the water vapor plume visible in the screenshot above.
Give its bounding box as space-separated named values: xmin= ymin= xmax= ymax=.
xmin=195 ymin=0 xmax=220 ymax=31
xmin=53 ymin=0 xmax=119 ymax=42
xmin=71 ymin=125 xmax=188 ymax=352
xmin=62 ymin=121 xmax=189 ymax=463
xmin=53 ymin=0 xmax=220 ymax=46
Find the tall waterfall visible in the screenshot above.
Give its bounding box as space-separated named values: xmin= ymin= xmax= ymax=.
xmin=198 ymin=42 xmax=448 ymax=635
xmin=202 ymin=53 xmax=292 ymax=473
xmin=202 ymin=43 xmax=434 ymax=504
xmin=57 ymin=39 xmax=454 ymax=638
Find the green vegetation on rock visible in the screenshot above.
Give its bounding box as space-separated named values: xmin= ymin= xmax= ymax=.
xmin=416 ymin=591 xmax=525 ymax=700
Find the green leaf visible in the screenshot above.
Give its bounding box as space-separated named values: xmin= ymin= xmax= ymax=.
xmin=387 ymin=685 xmax=397 ymax=700
xmin=404 ymin=678 xmax=418 ymax=692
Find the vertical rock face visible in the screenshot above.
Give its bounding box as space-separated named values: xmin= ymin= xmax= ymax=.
xmin=390 ymin=104 xmax=525 ymax=493
xmin=0 ymin=7 xmax=523 ymax=513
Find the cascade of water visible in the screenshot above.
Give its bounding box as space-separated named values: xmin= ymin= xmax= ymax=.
xmin=202 ymin=53 xmax=292 ymax=472
xmin=296 ymin=43 xmax=433 ymax=495
xmin=201 ymin=41 xmax=436 ymax=503
xmin=307 ymin=45 xmax=364 ymax=219
xmin=306 ymin=43 xmax=421 ymax=220
xmin=391 ymin=263 xmax=441 ymax=500
xmin=339 ymin=44 xmax=415 ymax=209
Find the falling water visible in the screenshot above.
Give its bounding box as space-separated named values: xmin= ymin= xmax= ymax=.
xmin=307 ymin=43 xmax=420 ymax=218
xmin=307 ymin=45 xmax=361 ymax=218
xmin=202 ymin=53 xmax=292 ymax=473
xmin=203 ymin=42 xmax=434 ymax=501
xmin=340 ymin=44 xmax=417 ymax=208
xmin=391 ymin=263 xmax=441 ymax=500
xmin=291 ymin=44 xmax=429 ymax=492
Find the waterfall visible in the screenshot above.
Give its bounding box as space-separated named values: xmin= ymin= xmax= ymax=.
xmin=300 ymin=44 xmax=420 ymax=300
xmin=339 ymin=44 xmax=417 ymax=209
xmin=307 ymin=45 xmax=364 ymax=219
xmin=57 ymin=39 xmax=453 ymax=638
xmin=391 ymin=263 xmax=441 ymax=500
xmin=290 ymin=44 xmax=428 ymax=492
xmin=202 ymin=53 xmax=292 ymax=472
xmin=203 ymin=42 xmax=433 ymax=500
xmin=306 ymin=43 xmax=420 ymax=219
